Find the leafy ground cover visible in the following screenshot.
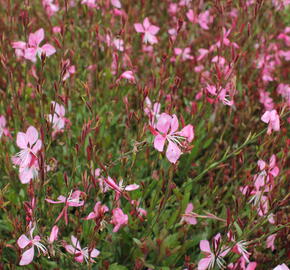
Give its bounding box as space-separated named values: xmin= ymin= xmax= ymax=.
xmin=0 ymin=0 xmax=289 ymax=269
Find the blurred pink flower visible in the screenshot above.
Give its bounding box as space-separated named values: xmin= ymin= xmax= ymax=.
xmin=49 ymin=225 xmax=59 ymax=243
xmin=181 ymin=203 xmax=197 ymax=225
xmin=65 ymin=235 xmax=100 ymax=263
xmin=84 ymin=201 xmax=109 ymax=220
xmin=111 ymin=208 xmax=128 ymax=232
xmin=261 ymin=109 xmax=280 ymax=134
xmin=266 ymin=233 xmax=277 ymax=251
xmin=24 ymin=28 xmax=56 ymax=62
xmin=42 ymin=0 xmax=59 ymax=17
xmin=134 ymin=18 xmax=160 ymax=45
xmin=0 ymin=115 xmax=10 ymax=138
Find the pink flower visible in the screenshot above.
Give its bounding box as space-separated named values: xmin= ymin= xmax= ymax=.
xmin=266 ymin=233 xmax=276 ymax=251
xmin=198 ymin=234 xmax=229 ymax=270
xmin=181 ymin=203 xmax=197 ymax=225
xmin=17 ymin=225 xmax=47 ymax=266
xmin=104 ymin=177 xmax=139 ymax=200
xmin=0 ymin=115 xmax=10 ymax=138
xmin=24 ymin=29 xmax=56 ymax=62
xmin=273 ymin=264 xmax=289 ymax=270
xmin=46 ymin=190 xmax=85 ymax=224
xmin=12 ymin=126 xmax=42 ymax=168
xmin=261 ymin=109 xmax=280 ymax=134
xmin=144 ymin=96 xmax=161 ymax=127
xmin=174 ymin=48 xmax=193 ymax=61
xmin=259 ymin=91 xmax=274 ymax=111
xmin=42 ymin=0 xmax=59 ymax=17
xmin=111 ymin=0 xmax=121 ymax=8
xmin=84 ymin=201 xmax=109 ymax=220
xmin=134 ymin=18 xmax=160 ymax=45
xmin=152 ymin=113 xmax=194 ymax=163
xmin=47 ymin=101 xmax=67 ymax=133
xmin=81 ymin=0 xmax=98 ymax=8
xmin=118 ymin=70 xmax=136 ymax=83
xmin=65 ymin=235 xmax=100 ymax=263
xmin=49 ymin=225 xmax=59 ymax=243
xmin=111 ymin=208 xmax=128 ymax=232
xmin=62 ymin=59 xmax=76 ymax=81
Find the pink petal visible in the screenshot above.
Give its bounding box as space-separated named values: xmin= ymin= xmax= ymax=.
xmin=17 ymin=234 xmax=30 ymax=249
xmin=90 ymin=248 xmax=100 ymax=258
xmin=41 ymin=44 xmax=56 ymax=57
xmin=71 ymin=235 xmax=82 ymax=250
xmin=148 ymin=25 xmax=160 ymax=35
xmin=174 ymin=48 xmax=183 ymax=55
xmin=111 ymin=0 xmax=121 ymax=8
xmin=246 ymin=262 xmax=257 ymax=270
xmin=26 ymin=126 xmax=39 ymax=146
xmin=185 ymin=203 xmax=193 ymax=213
xmin=156 ymin=113 xmax=171 ymax=134
xmin=200 ymin=240 xmax=211 ymax=253
xmin=170 ymin=115 xmax=179 ymax=134
xmin=65 ymin=244 xmax=76 ymax=254
xmin=261 ymin=111 xmax=270 ymax=123
xmin=28 ymin=28 xmax=44 ymax=47
xmin=19 ymin=167 xmax=33 ymax=184
xmin=154 ymin=134 xmax=166 ymax=152
xmin=75 ymin=253 xmax=84 ymax=263
xmin=84 ymin=212 xmax=97 ymax=220
xmin=178 ymin=124 xmax=194 ymax=142
xmin=198 ymin=257 xmax=211 ymax=270
xmin=125 ymin=184 xmax=140 ymax=191
xmin=19 ymin=246 xmax=34 ymax=266
xmin=32 ymin=140 xmax=42 ymax=153
xmin=166 ymin=141 xmax=182 ymax=164
xmin=49 ymin=225 xmax=59 ymax=243
xmin=143 ymin=18 xmax=150 ymax=29
xmin=134 ymin=23 xmax=144 ymax=33
xmin=16 ymin=132 xmax=28 ymax=149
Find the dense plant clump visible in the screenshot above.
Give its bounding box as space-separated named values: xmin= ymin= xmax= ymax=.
xmin=0 ymin=0 xmax=289 ymax=269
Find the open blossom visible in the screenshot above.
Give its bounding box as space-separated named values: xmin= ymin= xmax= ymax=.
xmin=198 ymin=234 xmax=230 ymax=270
xmin=84 ymin=201 xmax=109 ymax=220
xmin=111 ymin=208 xmax=128 ymax=232
xmin=152 ymin=113 xmax=194 ymax=163
xmin=180 ymin=203 xmax=197 ymax=225
xmin=17 ymin=225 xmax=47 ymax=266
xmin=186 ymin=9 xmax=214 ymax=30
xmin=174 ymin=48 xmax=193 ymax=61
xmin=46 ymin=190 xmax=85 ymax=224
xmin=12 ymin=29 xmax=56 ymax=62
xmin=12 ymin=126 xmax=42 ymax=168
xmin=261 ymin=109 xmax=280 ymax=134
xmin=47 ymin=101 xmax=68 ymax=134
xmin=42 ymin=0 xmax=59 ymax=17
xmin=134 ymin=18 xmax=160 ymax=45
xmin=65 ymin=235 xmax=100 ymax=263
